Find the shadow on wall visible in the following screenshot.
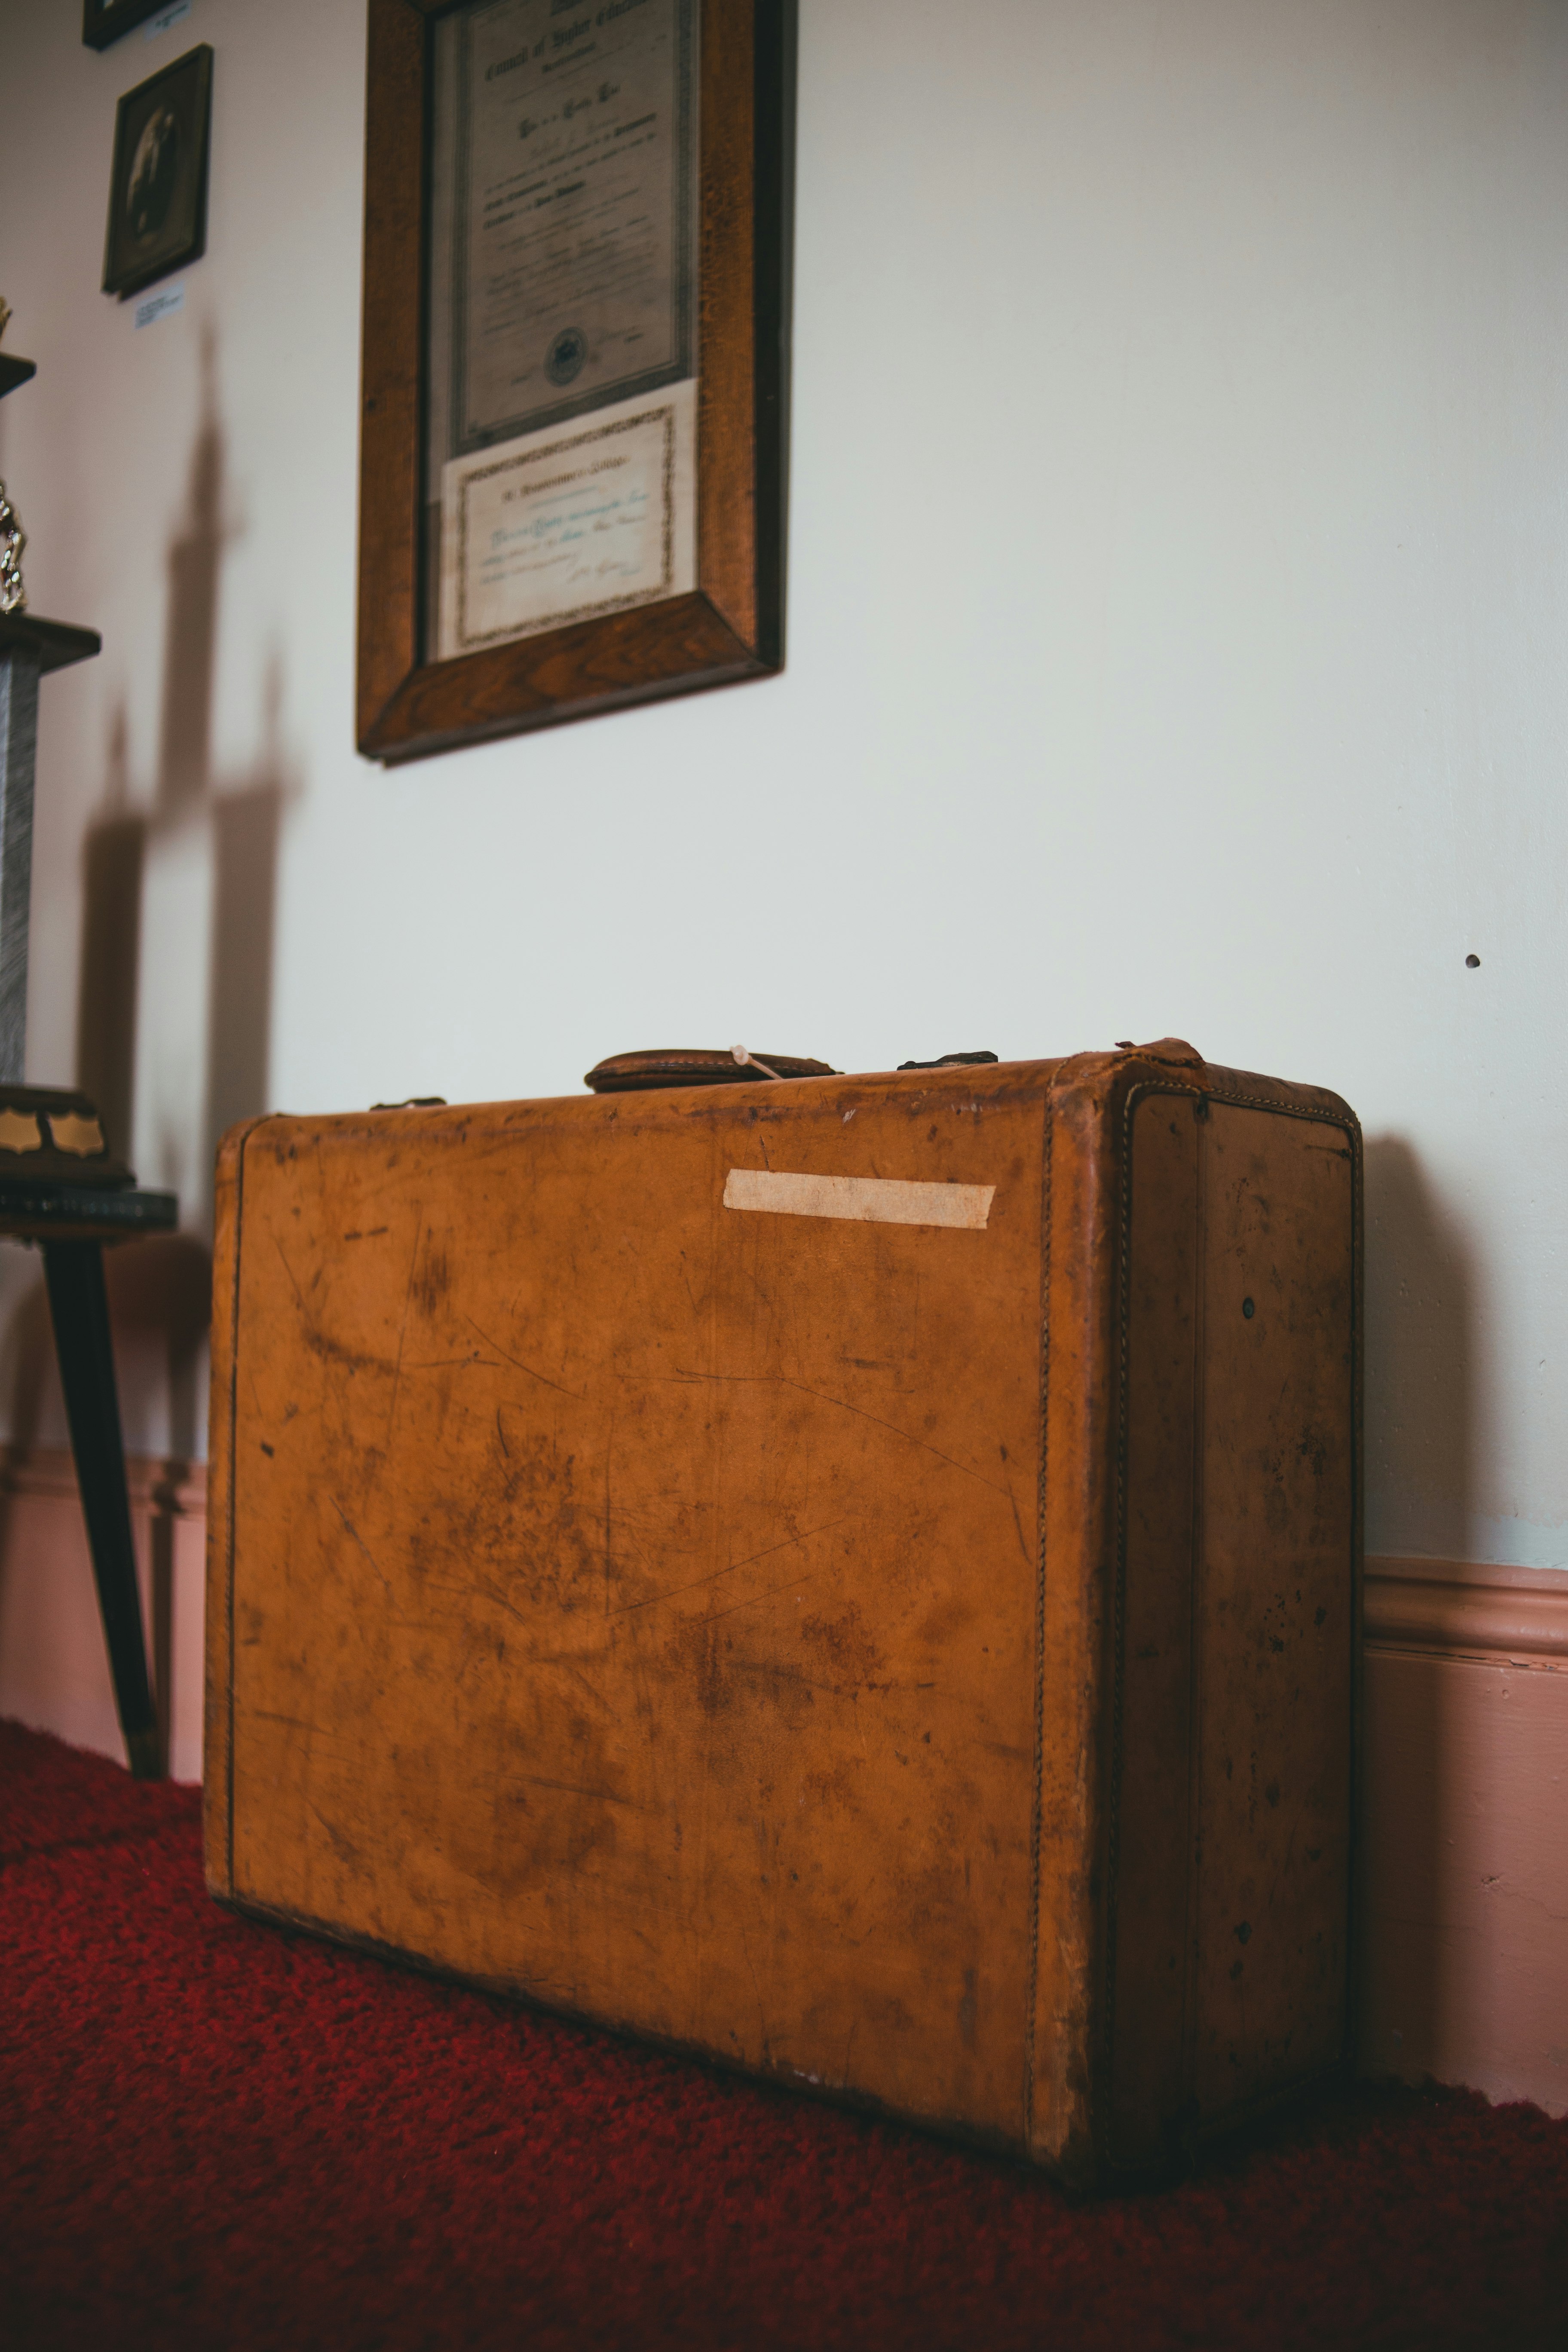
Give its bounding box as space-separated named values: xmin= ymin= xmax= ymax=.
xmin=0 ymin=324 xmax=292 ymax=1761
xmin=77 ymin=321 xmax=291 ymax=1230
xmin=6 ymin=324 xmax=293 ymax=1474
xmin=1362 ymin=1136 xmax=1473 ymax=1563
xmin=1358 ymin=1134 xmax=1473 ymax=2094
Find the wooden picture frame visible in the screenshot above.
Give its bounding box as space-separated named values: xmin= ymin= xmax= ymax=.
xmin=356 ymin=0 xmax=795 ymax=765
xmin=83 ymin=0 xmax=170 ymax=50
xmin=101 ymin=45 xmax=213 ymax=300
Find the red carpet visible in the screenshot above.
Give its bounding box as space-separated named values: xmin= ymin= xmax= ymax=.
xmin=2 ymin=1720 xmax=1565 ymax=2352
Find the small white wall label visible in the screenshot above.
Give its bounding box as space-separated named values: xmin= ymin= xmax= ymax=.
xmin=134 ymin=284 xmax=184 ymax=331
xmin=144 ymin=0 xmax=194 ymax=37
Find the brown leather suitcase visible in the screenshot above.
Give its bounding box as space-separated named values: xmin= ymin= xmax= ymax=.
xmin=203 ymin=1038 xmax=1360 ymax=2188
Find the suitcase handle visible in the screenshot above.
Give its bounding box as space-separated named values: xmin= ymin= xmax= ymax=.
xmin=583 ymin=1049 xmax=838 ymax=1094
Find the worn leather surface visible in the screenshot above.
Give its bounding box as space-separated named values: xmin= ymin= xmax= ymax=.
xmin=205 ymin=1046 xmax=1359 ymax=2186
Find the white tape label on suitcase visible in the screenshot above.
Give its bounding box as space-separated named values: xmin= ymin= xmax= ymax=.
xmin=723 ymin=1169 xmax=995 ymax=1230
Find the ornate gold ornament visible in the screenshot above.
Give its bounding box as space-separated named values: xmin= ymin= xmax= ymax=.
xmin=0 ymin=480 xmax=25 ymax=615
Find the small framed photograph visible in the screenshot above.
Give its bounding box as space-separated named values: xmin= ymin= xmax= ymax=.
xmin=101 ymin=45 xmax=214 ymax=301
xmin=83 ymin=0 xmax=170 ymax=52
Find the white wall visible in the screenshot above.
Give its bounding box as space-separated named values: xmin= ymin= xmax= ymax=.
xmin=0 ymin=0 xmax=1566 ymax=1569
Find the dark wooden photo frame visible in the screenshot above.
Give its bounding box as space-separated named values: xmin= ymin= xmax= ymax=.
xmin=83 ymin=0 xmax=172 ymax=53
xmin=357 ymin=0 xmax=795 ymax=765
xmin=101 ymin=45 xmax=213 ymax=300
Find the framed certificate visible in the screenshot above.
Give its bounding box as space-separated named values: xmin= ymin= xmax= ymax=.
xmin=357 ymin=0 xmax=794 ymax=764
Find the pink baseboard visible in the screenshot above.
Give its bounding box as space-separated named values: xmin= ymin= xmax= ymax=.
xmin=1360 ymin=1555 xmax=1568 ymax=2117
xmin=0 ymin=1468 xmax=1563 ymax=2115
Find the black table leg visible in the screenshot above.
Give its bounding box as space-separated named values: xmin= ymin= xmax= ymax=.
xmin=41 ymin=1239 xmax=161 ymax=1779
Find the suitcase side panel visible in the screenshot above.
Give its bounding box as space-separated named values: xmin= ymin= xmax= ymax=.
xmin=1191 ymin=1093 xmax=1357 ymax=2124
xmin=219 ymin=1067 xmax=1051 ymax=2150
xmin=1040 ymin=1050 xmax=1359 ymax=2188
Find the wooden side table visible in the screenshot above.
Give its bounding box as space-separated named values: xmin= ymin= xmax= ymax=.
xmin=0 ymin=1176 xmax=178 ymax=1779
xmin=2 ymin=344 xmax=178 ymax=1779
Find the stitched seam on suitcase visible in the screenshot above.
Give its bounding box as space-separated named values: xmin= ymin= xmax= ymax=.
xmin=1103 ymin=1085 xmax=1143 ymax=2165
xmin=1184 ymin=1101 xmax=1207 ymax=2128
xmin=1346 ymin=1117 xmax=1365 ymax=2075
xmin=1024 ymin=1098 xmax=1051 ymax=2150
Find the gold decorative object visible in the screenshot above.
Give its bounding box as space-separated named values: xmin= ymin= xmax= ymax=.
xmin=0 ymin=295 xmax=22 ymax=612
xmin=0 ymin=478 xmax=25 ymax=615
xmin=0 ymin=1108 xmax=43 ymax=1154
xmin=49 ymin=1112 xmax=107 ymax=1157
